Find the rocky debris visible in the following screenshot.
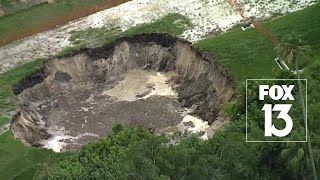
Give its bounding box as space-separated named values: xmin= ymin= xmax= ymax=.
xmin=11 ymin=33 xmax=235 ymax=151
xmin=11 ymin=111 xmax=51 ymax=146
xmin=54 ymin=70 xmax=73 ymax=83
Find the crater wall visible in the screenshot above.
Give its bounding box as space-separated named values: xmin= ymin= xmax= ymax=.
xmin=11 ymin=33 xmax=236 ymax=151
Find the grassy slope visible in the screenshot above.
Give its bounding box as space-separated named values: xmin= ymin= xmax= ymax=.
xmin=194 ymin=4 xmax=320 ymax=82
xmin=124 ymin=13 xmax=192 ymax=36
xmin=0 ymin=131 xmax=59 ymax=180
xmin=0 ymin=0 xmax=43 ymax=15
xmin=65 ymin=13 xmax=192 ymax=50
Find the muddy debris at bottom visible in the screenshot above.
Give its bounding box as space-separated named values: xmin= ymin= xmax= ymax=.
xmin=11 ymin=33 xmax=236 ymax=152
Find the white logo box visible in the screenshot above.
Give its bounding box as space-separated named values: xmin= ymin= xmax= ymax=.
xmin=246 ymin=79 xmax=307 ymax=143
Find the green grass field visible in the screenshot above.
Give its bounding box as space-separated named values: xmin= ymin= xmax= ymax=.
xmin=65 ymin=13 xmax=192 ymax=50
xmin=0 ymin=3 xmax=319 ymax=179
xmin=0 ymin=0 xmax=44 ymax=15
xmin=0 ymin=0 xmax=105 ymax=37
xmin=194 ymin=3 xmax=320 ymax=82
xmin=0 ymin=131 xmax=61 ymax=180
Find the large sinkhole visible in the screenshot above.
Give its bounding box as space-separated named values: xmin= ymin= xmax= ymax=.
xmin=11 ymin=33 xmax=236 ymax=152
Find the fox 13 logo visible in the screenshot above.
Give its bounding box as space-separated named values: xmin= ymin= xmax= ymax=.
xmin=246 ymin=79 xmax=307 ymax=142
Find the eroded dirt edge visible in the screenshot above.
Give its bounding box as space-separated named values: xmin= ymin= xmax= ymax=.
xmin=11 ymin=33 xmax=236 ymax=152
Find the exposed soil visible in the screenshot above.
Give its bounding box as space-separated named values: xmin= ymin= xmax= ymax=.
xmin=11 ymin=33 xmax=236 ymax=152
